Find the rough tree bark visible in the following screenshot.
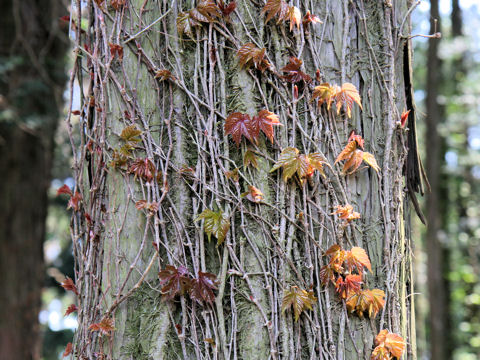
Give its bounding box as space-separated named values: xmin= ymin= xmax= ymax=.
xmin=0 ymin=0 xmax=67 ymax=359
xmin=68 ymin=1 xmax=418 ymax=359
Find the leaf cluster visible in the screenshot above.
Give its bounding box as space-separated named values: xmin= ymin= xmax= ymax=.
xmin=89 ymin=317 xmax=115 ymax=335
xmin=332 ymin=204 xmax=361 ymax=224
xmin=321 ymin=244 xmax=384 ymax=318
xmin=224 ymin=109 xmax=281 ymax=146
xmin=312 ymin=82 xmax=362 ymax=118
xmin=237 ymin=43 xmax=270 ymax=72
xmin=262 ymin=1 xmax=319 ymax=32
xmin=335 ymin=131 xmax=380 ymax=174
xmin=270 ymin=147 xmax=328 ymax=185
xmin=371 ymin=330 xmax=406 ymax=359
xmin=158 ymin=265 xmax=218 ymax=304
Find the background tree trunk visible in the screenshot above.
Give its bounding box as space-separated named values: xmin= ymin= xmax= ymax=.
xmin=425 ymin=1 xmax=449 ymax=359
xmin=70 ymin=1 xmax=417 ymax=359
xmin=0 ymin=0 xmax=67 ymax=359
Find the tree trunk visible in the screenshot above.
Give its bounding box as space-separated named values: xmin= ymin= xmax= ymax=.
xmin=425 ymin=1 xmax=449 ymax=359
xmin=69 ymin=1 xmax=417 ymax=359
xmin=0 ymin=0 xmax=66 ymax=359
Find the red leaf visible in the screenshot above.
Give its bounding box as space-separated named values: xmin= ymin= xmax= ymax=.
xmin=250 ymin=109 xmax=282 ymax=143
xmin=335 ymin=274 xmax=362 ymax=299
xmin=129 ymin=158 xmax=157 ymax=182
xmin=224 ymin=112 xmax=255 ymax=146
xmin=218 ymin=1 xmax=236 ymax=17
xmin=262 ymin=0 xmax=289 ymax=24
xmin=345 ymin=247 xmax=372 ymax=273
xmin=158 ymin=265 xmax=192 ymax=300
xmin=89 ymin=317 xmax=115 ymax=335
xmin=302 ymin=11 xmax=322 ymax=27
xmin=71 ymin=110 xmax=81 ymax=116
xmin=63 ymin=342 xmax=73 ymax=357
xmin=348 ymin=130 xmax=364 ymax=149
xmin=64 ymin=304 xmax=78 ymax=316
xmin=108 ymin=43 xmax=123 ymax=61
xmin=280 ymin=57 xmax=312 ymax=83
xmin=67 ymin=191 xmax=82 ymax=211
xmin=400 ymin=109 xmax=410 ymax=128
xmin=237 ymin=43 xmax=270 ymax=72
xmin=57 ymin=184 xmax=72 ymax=196
xmin=189 ymin=271 xmax=218 ymax=304
xmin=319 ymin=264 xmax=337 ymax=285
xmin=60 ymin=277 xmax=79 ymax=295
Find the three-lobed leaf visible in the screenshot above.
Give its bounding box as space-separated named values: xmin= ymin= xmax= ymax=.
xmin=335 ymin=134 xmax=379 ymax=174
xmin=281 ymin=57 xmax=312 ymax=83
xmin=225 ymin=110 xmax=281 ymax=146
xmin=373 ymin=330 xmax=406 ymax=359
xmin=189 ymin=271 xmax=218 ymax=304
xmin=237 ymin=43 xmax=270 ymax=72
xmin=281 ymin=285 xmax=317 ymax=321
xmin=158 ymin=265 xmax=192 ymax=300
xmin=196 ymin=208 xmax=230 ymax=245
xmin=89 ymin=317 xmax=115 ymax=335
xmin=312 ymin=82 xmax=362 ymax=118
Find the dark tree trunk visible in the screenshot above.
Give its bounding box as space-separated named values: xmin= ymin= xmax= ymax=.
xmin=0 ymin=0 xmax=67 ymax=359
xmin=425 ymin=0 xmax=449 ymax=359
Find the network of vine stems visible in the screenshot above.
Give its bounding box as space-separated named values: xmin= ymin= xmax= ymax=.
xmin=65 ymin=0 xmax=414 ymax=359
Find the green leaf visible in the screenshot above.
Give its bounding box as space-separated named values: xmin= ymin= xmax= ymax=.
xmin=196 ymin=208 xmax=230 ymax=245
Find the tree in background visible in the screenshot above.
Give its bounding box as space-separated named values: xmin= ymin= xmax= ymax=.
xmin=0 ymin=0 xmax=67 ymax=359
xmin=64 ymin=1 xmax=419 ymax=358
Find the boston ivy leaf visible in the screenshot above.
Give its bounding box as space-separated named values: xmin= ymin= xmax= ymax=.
xmin=250 ymin=109 xmax=282 ymax=143
xmin=346 ymin=288 xmax=385 ymax=318
xmin=243 ymin=149 xmax=259 ymax=169
xmin=286 ymin=6 xmax=301 ymax=31
xmin=89 ymin=317 xmax=115 ymax=335
xmin=64 ymin=304 xmax=78 ymax=316
xmin=262 ymin=0 xmax=289 ymax=24
xmin=176 ymin=12 xmax=200 ymax=38
xmin=374 ymin=330 xmax=406 ymax=359
xmin=319 ymin=264 xmax=337 ymax=285
xmin=312 ymin=82 xmax=362 ymax=118
xmin=189 ymin=271 xmax=218 ymax=304
xmin=62 ymin=342 xmax=73 ymax=357
xmin=158 ymin=265 xmax=192 ymax=300
xmin=270 ymin=147 xmax=301 ymax=182
xmin=345 ymin=246 xmax=372 ymax=273
xmin=335 ymin=135 xmax=379 ymax=174
xmin=335 ymin=274 xmax=363 ymax=299
xmin=281 ymin=57 xmax=312 ymax=83
xmin=302 ymin=11 xmax=322 ymax=27
xmin=237 ymin=43 xmax=270 ymax=72
xmin=120 ymin=125 xmax=142 ymax=143
xmin=224 ymin=112 xmax=254 ymax=146
xmin=332 ymin=204 xmax=361 ymax=224
xmin=57 ymin=184 xmax=72 ymax=196
xmin=60 ymin=277 xmax=79 ymax=295
xmin=128 ymin=158 xmax=157 ymax=182
xmin=281 ymin=285 xmax=317 ymax=321
xmin=196 ymin=208 xmax=230 ymax=245
xmin=218 ymin=0 xmax=236 ymax=17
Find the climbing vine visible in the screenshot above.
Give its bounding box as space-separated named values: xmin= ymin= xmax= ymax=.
xmin=61 ymin=0 xmax=418 ymax=359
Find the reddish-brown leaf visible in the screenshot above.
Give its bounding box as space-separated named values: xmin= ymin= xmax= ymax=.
xmin=129 ymin=158 xmax=157 ymax=182
xmin=191 ymin=0 xmax=222 ymax=22
xmin=224 ymin=112 xmax=254 ymax=146
xmin=218 ymin=0 xmax=236 ymax=17
xmin=60 ymin=277 xmax=79 ymax=295
xmin=250 ymin=109 xmax=282 ymax=143
xmin=189 ymin=271 xmax=218 ymax=304
xmin=319 ymin=264 xmax=337 ymax=285
xmin=262 ymin=0 xmax=289 ymax=24
xmin=63 ymin=342 xmax=73 ymax=357
xmin=280 ymin=57 xmax=312 ymax=83
xmin=176 ymin=11 xmax=200 ymax=38
xmin=281 ymin=286 xmax=317 ymax=321
xmin=67 ymin=191 xmax=82 ymax=212
xmin=108 ymin=43 xmax=123 ymax=61
xmin=89 ymin=317 xmax=115 ymax=335
xmin=237 ymin=43 xmax=270 ymax=72
xmin=57 ymin=184 xmax=72 ymax=196
xmin=347 ymin=288 xmax=385 ymax=318
xmin=158 ymin=265 xmax=192 ymax=300
xmin=111 ymin=0 xmax=125 ymax=10
xmin=64 ymin=304 xmax=78 ymax=316
xmin=302 ymin=10 xmax=322 ymax=27
xmin=324 ymin=244 xmax=346 ymax=271
xmin=400 ymin=109 xmax=410 ymax=128
xmin=335 ymin=274 xmax=362 ymax=299
xmin=154 ymin=69 xmax=176 ymax=82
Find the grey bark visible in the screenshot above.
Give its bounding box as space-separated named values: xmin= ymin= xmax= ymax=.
xmin=70 ymin=1 xmax=417 ymax=359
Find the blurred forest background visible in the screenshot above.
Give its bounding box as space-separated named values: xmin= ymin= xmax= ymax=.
xmin=1 ymin=0 xmax=479 ymax=359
